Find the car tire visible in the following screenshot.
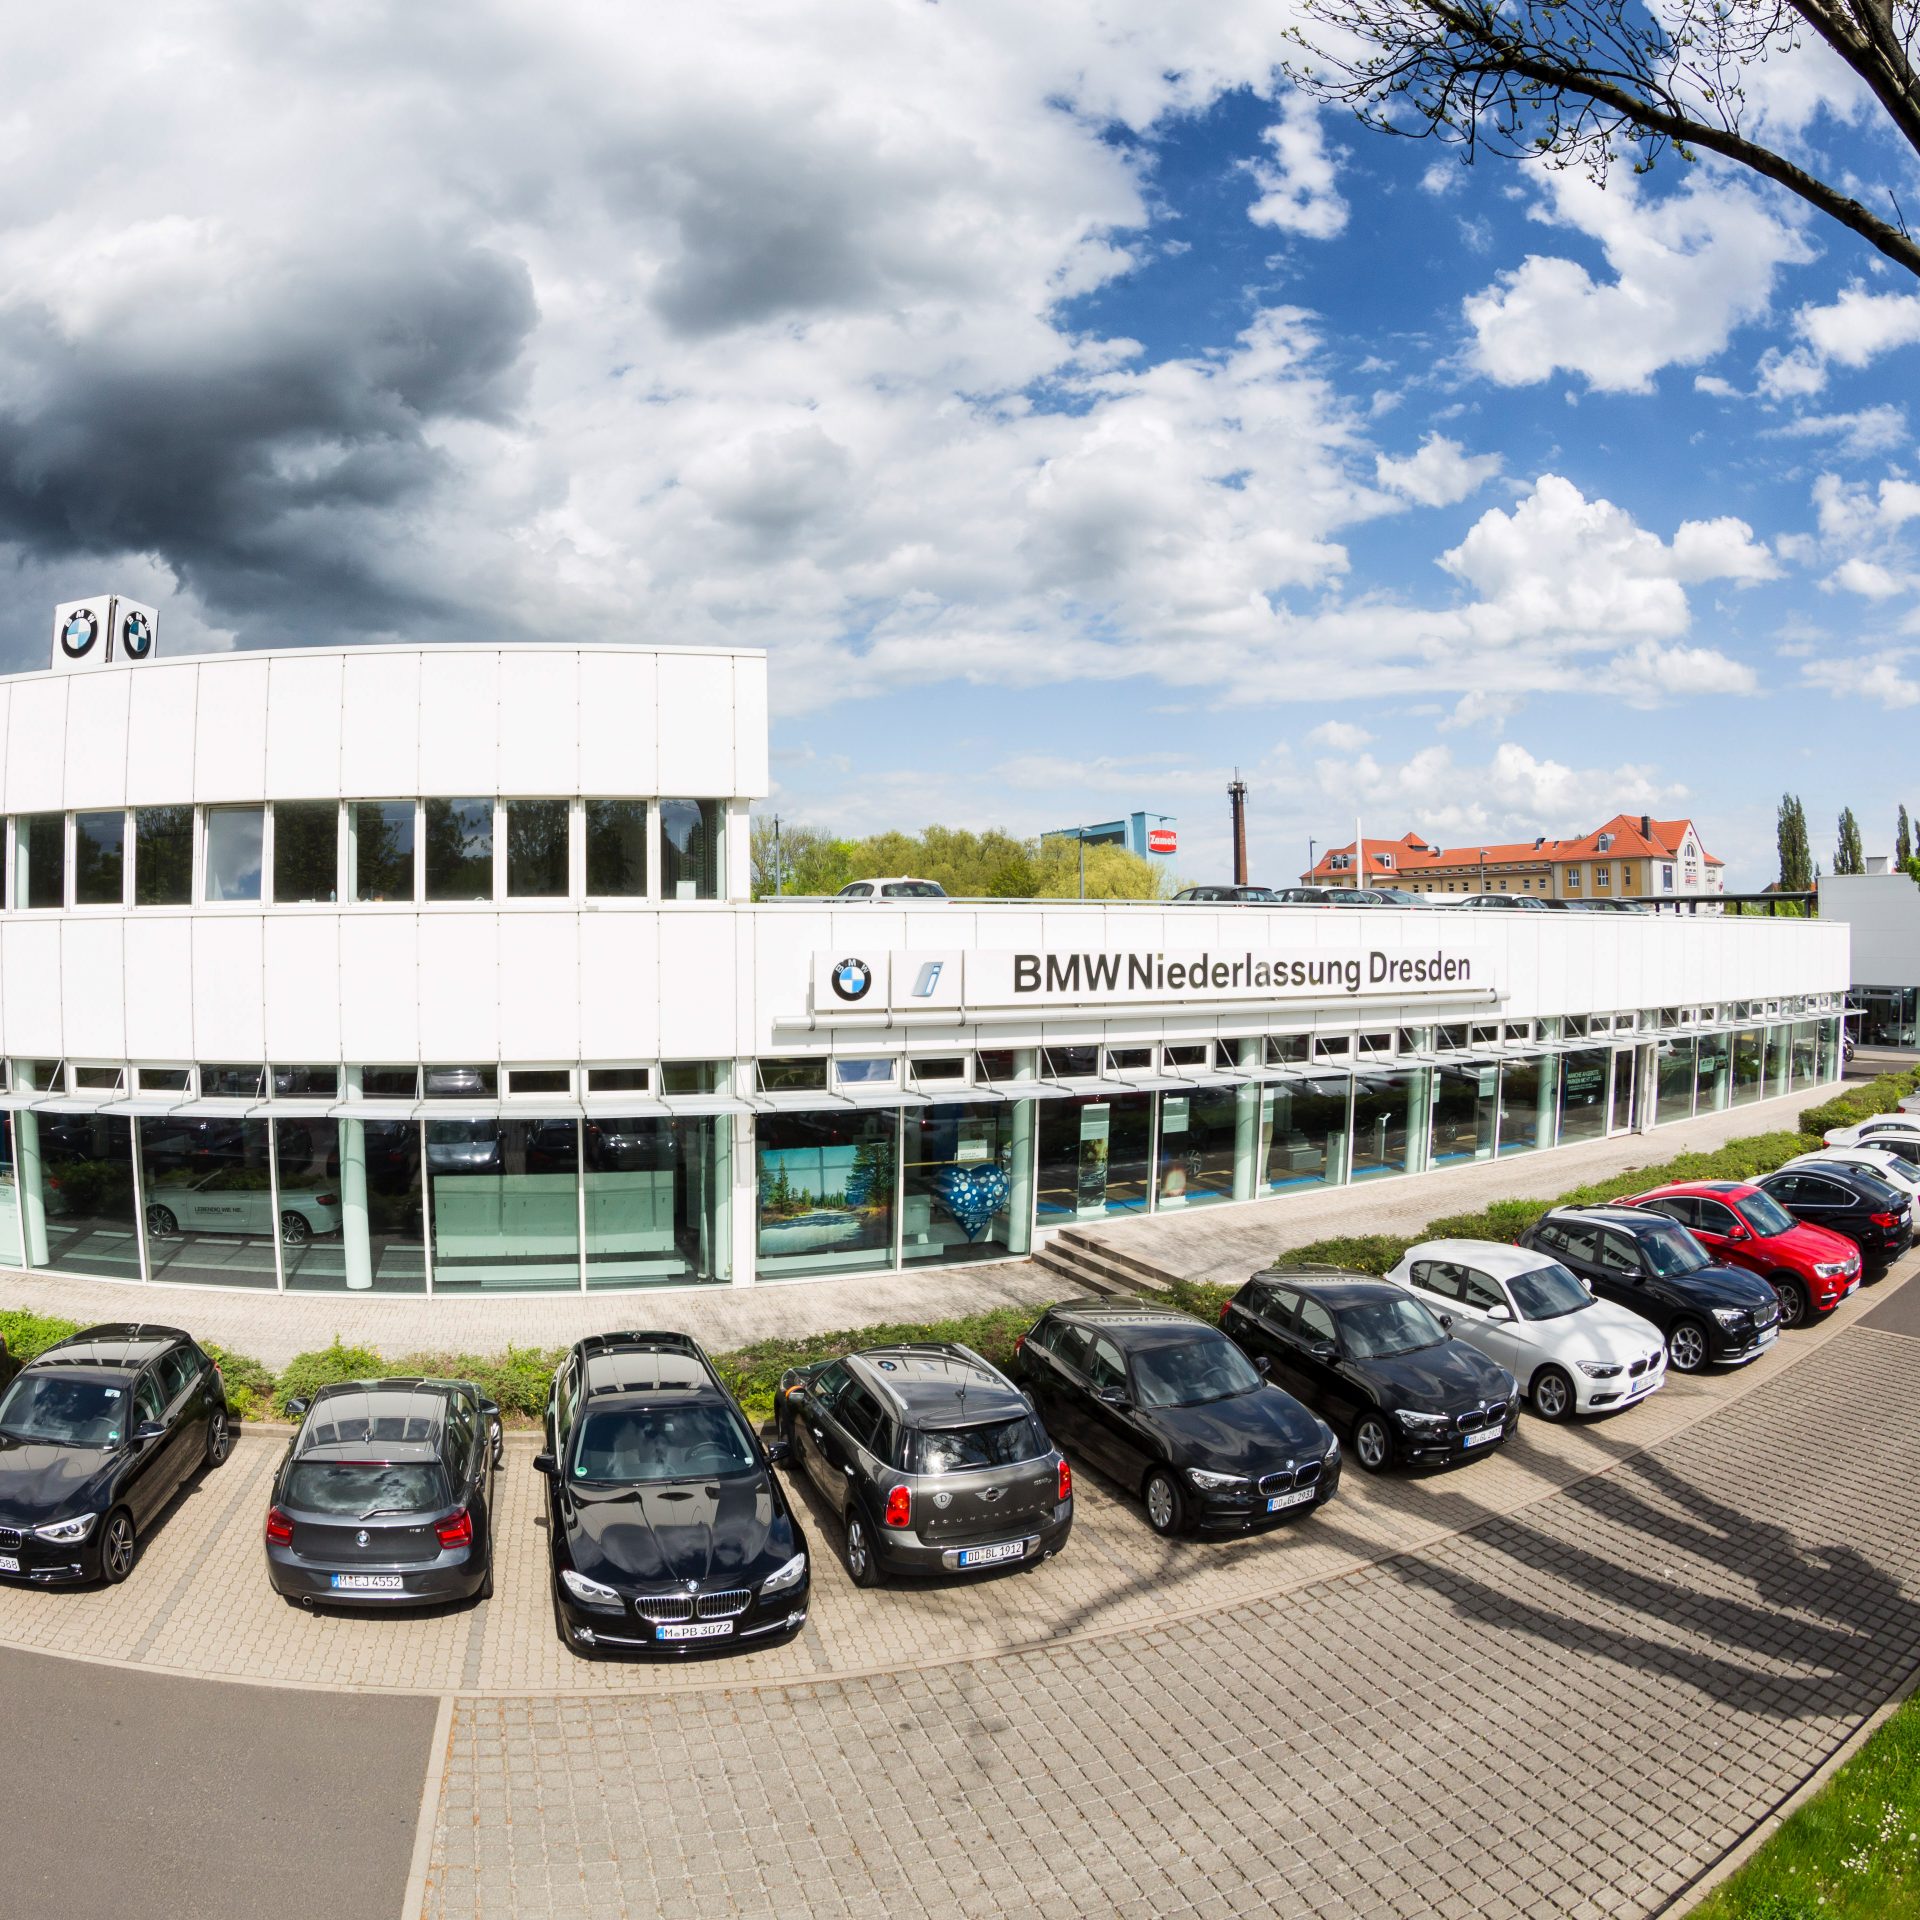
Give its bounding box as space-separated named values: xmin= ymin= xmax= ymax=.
xmin=280 ymin=1211 xmax=312 ymax=1247
xmin=1143 ymin=1465 xmax=1185 ymax=1536
xmin=145 ymin=1204 xmax=178 ymax=1237
xmin=844 ymin=1510 xmax=882 ymax=1588
xmin=203 ymin=1402 xmax=233 ymax=1467
xmin=1531 ymin=1366 xmax=1576 ymax=1422
xmin=99 ymin=1507 xmax=137 ymax=1585
xmin=1771 ymin=1275 xmax=1810 ymax=1329
xmin=1353 ymin=1409 xmax=1394 ymax=1473
xmin=1667 ymin=1318 xmax=1710 ymax=1373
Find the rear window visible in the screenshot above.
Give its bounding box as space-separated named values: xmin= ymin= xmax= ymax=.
xmin=907 ymin=1417 xmax=1044 ymax=1475
xmin=285 ymin=1461 xmax=448 ymax=1516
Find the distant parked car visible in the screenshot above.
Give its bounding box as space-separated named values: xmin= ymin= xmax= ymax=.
xmin=1276 ymin=886 xmax=1335 ymax=905
xmin=1456 ymin=892 xmax=1550 ymax=910
xmin=834 ymin=877 xmax=948 ymax=900
xmin=1780 ymin=1143 xmax=1920 ymax=1201
xmin=1753 ymin=1163 xmax=1913 ymax=1267
xmin=1172 ymin=885 xmax=1278 ymax=903
xmin=776 ymin=1342 xmax=1071 ymax=1584
xmin=146 ymin=1166 xmax=341 ymax=1247
xmin=1385 ymin=1240 xmax=1666 ymax=1421
xmin=425 ymin=1119 xmax=502 ymax=1175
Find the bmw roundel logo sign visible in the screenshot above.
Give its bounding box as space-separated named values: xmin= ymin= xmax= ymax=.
xmin=60 ymin=608 xmax=99 ymax=659
xmin=830 ymin=957 xmax=873 ymax=1003
xmin=121 ymin=609 xmax=153 ymax=659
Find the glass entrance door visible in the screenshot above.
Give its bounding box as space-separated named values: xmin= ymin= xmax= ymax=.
xmin=1609 ymin=1049 xmax=1637 ymax=1133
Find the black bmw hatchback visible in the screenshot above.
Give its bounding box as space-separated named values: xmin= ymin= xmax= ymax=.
xmin=1014 ymin=1300 xmax=1339 ymax=1536
xmin=537 ymin=1332 xmax=809 ymax=1656
xmin=0 ymin=1324 xmax=232 ymax=1585
xmin=1517 ymin=1206 xmax=1781 ymax=1372
xmin=1220 ymin=1272 xmax=1518 ymax=1472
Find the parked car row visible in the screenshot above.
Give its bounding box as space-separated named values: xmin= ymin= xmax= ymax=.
xmin=1172 ymin=885 xmax=1650 ymax=910
xmin=0 ymin=1169 xmax=1891 ymax=1652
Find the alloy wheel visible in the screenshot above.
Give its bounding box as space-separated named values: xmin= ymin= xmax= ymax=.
xmin=1534 ymin=1370 xmax=1572 ymax=1421
xmin=1145 ymin=1473 xmax=1176 ymax=1532
xmin=1355 ymin=1415 xmax=1390 ymax=1471
xmin=846 ymin=1518 xmax=868 ymax=1580
xmin=206 ymin=1408 xmax=231 ymax=1466
xmin=102 ymin=1512 xmax=135 ymax=1583
xmin=1669 ymin=1323 xmax=1707 ymax=1373
xmin=1774 ymin=1280 xmax=1806 ymax=1329
xmin=280 ymin=1212 xmax=312 ymax=1246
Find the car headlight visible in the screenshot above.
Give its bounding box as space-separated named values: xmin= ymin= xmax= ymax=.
xmin=1710 ymin=1307 xmax=1747 ymax=1328
xmin=1813 ymin=1261 xmax=1853 ymax=1278
xmin=559 ymin=1567 xmax=623 ymax=1606
xmin=33 ymin=1514 xmax=96 ymax=1543
xmin=759 ymin=1551 xmax=808 ymax=1597
xmin=1576 ymin=1361 xmax=1621 ymax=1379
xmin=1323 ymin=1433 xmax=1341 ymax=1467
xmin=1395 ymin=1410 xmax=1453 ymax=1433
xmin=1186 ymin=1468 xmax=1250 ymax=1493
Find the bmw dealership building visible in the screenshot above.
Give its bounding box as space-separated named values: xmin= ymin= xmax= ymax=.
xmin=0 ymin=618 xmax=1851 ymax=1300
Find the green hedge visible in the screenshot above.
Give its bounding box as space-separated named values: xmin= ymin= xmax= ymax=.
xmin=1799 ymin=1066 xmax=1920 ymax=1139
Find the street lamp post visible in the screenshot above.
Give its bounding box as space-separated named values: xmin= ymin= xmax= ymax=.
xmin=1308 ymin=837 xmax=1317 ymax=884
xmin=1479 ymin=849 xmax=1488 ymax=893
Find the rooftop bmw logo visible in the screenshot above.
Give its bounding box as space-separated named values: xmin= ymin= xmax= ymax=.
xmin=121 ymin=609 xmax=153 ymax=659
xmin=830 ymin=957 xmax=873 ymax=1003
xmin=60 ymin=607 xmax=99 ymax=659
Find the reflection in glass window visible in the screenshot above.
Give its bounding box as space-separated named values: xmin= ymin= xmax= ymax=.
xmin=15 ymin=813 xmax=64 ymax=909
xmin=358 ymin=1065 xmax=419 ymax=1099
xmin=277 ymin=1118 xmax=348 ymax=1291
xmin=756 ymin=1107 xmax=897 ymax=1277
xmin=584 ymin=1114 xmax=728 ymax=1286
xmin=1558 ymin=1048 xmax=1611 ymax=1144
xmin=660 ymin=798 xmax=721 ymax=900
xmin=1264 ymin=1076 xmax=1352 ymax=1190
xmin=1790 ymin=1020 xmax=1819 ymax=1091
xmin=1497 ymin=1056 xmax=1555 ymax=1157
xmin=273 ymin=801 xmax=339 ymax=903
xmin=586 ymin=1066 xmax=649 ymax=1095
xmin=506 ymin=800 xmax=570 ymax=899
xmin=1432 ymin=1065 xmax=1497 ymax=1165
xmin=429 ymin=1118 xmax=579 ymax=1291
xmin=134 ymin=807 xmax=192 ymax=906
xmin=27 ymin=1113 xmax=140 ymax=1282
xmin=585 ymin=800 xmax=647 ymax=897
xmin=75 ymin=811 xmax=125 ymax=906
xmin=1695 ymin=1033 xmax=1731 ymax=1113
xmin=1037 ymin=1093 xmax=1152 ymax=1221
xmin=1351 ymin=1071 xmax=1430 ymax=1180
xmin=661 ymin=1060 xmax=723 ymax=1095
xmin=1731 ymin=1029 xmax=1765 ymax=1105
xmin=1655 ymin=1038 xmax=1696 ymax=1124
xmin=1157 ymin=1085 xmax=1243 ymax=1207
xmin=272 ymin=1065 xmax=340 ymax=1098
xmin=200 ymin=1063 xmax=266 ymax=1097
xmin=349 ymin=1119 xmax=427 ymax=1293
xmin=353 ymin=802 xmax=415 ymax=902
xmin=903 ymin=1100 xmax=1030 ymax=1264
xmin=205 ymin=806 xmax=265 ymax=902
xmin=426 ymin=798 xmax=493 ymax=901
xmin=422 ymin=1066 xmax=497 ymax=1099
xmin=139 ymin=1116 xmax=278 ymax=1289
xmin=0 ymin=1111 xmax=20 ymax=1270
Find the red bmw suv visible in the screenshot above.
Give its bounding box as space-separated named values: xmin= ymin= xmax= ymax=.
xmin=1618 ymin=1180 xmax=1862 ymax=1330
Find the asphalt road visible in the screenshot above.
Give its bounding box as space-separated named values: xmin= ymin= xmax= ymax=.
xmin=1864 ymin=1271 xmax=1920 ymax=1341
xmin=0 ymin=1645 xmax=434 ymax=1920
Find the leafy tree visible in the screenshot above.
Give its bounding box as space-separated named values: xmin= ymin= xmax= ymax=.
xmin=1288 ymin=0 xmax=1920 ymax=283
xmin=1777 ymin=793 xmax=1811 ymax=892
xmin=1033 ymin=838 xmax=1164 ymax=899
xmin=1899 ymin=805 xmax=1912 ymax=867
xmin=1836 ymin=807 xmax=1865 ymax=875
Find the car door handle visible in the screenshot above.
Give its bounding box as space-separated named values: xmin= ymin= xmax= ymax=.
xmin=842 ymin=1464 xmax=855 ymax=1477
xmin=810 ymin=1427 xmax=823 ymax=1440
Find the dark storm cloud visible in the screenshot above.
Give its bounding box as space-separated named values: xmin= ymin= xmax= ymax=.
xmin=0 ymin=235 xmax=538 ymax=637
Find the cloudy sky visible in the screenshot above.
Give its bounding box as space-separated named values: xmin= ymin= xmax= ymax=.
xmin=3 ymin=2 xmax=1916 ymax=886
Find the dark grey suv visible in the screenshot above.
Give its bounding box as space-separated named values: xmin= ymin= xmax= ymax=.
xmin=776 ymin=1344 xmax=1072 ymax=1586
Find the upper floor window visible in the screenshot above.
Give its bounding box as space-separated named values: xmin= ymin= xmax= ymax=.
xmin=661 ymin=798 xmax=722 ymax=900
xmin=274 ymin=802 xmax=339 ymax=904
xmin=135 ymin=807 xmax=192 ymax=907
xmin=74 ymin=811 xmax=124 ymax=906
xmin=15 ymin=815 xmax=62 ymax=910
xmin=426 ymin=798 xmax=492 ymax=902
xmin=353 ymin=802 xmax=416 ymax=903
xmin=1594 ymin=864 xmax=1611 ymax=887
xmin=205 ymin=806 xmax=264 ymax=903
xmin=506 ymin=800 xmax=570 ymax=899
xmin=586 ymin=800 xmax=647 ymax=897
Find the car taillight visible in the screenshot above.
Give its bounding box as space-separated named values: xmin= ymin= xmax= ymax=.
xmin=437 ymin=1509 xmax=474 ymax=1549
xmin=315 ymin=1192 xmax=339 ymax=1206
xmin=265 ymin=1507 xmax=293 ymax=1545
xmin=1057 ymin=1458 xmax=1072 ymax=1503
xmin=1871 ymin=1211 xmax=1899 ymax=1227
xmin=1218 ymin=1300 xmax=1231 ymax=1322
xmin=883 ymin=1485 xmax=911 ymax=1528
xmin=1014 ymin=1333 xmax=1025 ymax=1355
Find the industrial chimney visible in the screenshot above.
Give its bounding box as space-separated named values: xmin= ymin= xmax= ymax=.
xmin=1229 ymin=774 xmax=1249 ymax=886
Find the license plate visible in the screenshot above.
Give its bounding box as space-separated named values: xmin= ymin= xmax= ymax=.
xmin=1845 ymin=1280 xmax=1860 ymax=1297
xmin=657 ymin=1620 xmax=733 ymax=1641
xmin=957 ymin=1540 xmax=1025 ymax=1567
xmin=0 ymin=1555 xmax=17 ymax=1572
xmin=1266 ymin=1487 xmax=1315 ymax=1512
xmin=330 ymin=1573 xmax=403 ymax=1591
xmin=1758 ymin=1327 xmax=1779 ymax=1345
xmin=1462 ymin=1427 xmax=1502 ymax=1448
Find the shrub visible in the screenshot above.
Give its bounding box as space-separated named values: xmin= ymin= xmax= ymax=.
xmin=272 ymin=1338 xmax=391 ymax=1417
xmin=0 ymin=1309 xmax=83 ymax=1366
xmin=1800 ymin=1064 xmax=1920 ymax=1139
xmin=1269 ymin=1235 xmax=1413 ymax=1277
xmin=204 ymin=1342 xmax=274 ymax=1422
xmin=388 ymin=1346 xmax=564 ymax=1422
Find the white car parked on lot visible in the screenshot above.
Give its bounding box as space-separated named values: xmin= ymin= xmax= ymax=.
xmin=1782 ymin=1144 xmax=1920 ymax=1197
xmin=1823 ymin=1116 xmax=1920 ymax=1165
xmin=1385 ymin=1239 xmax=1669 ymax=1421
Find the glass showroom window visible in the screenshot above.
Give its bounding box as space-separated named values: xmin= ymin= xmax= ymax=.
xmin=204 ymin=806 xmax=265 ymax=903
xmin=903 ymin=1101 xmax=1031 ymax=1264
xmin=1431 ymin=1065 xmax=1497 ymax=1165
xmin=429 ymin=1118 xmax=580 ymax=1292
xmin=139 ymin=1116 xmax=277 ymax=1289
xmin=1790 ymin=1020 xmax=1819 ymax=1091
xmin=660 ymin=798 xmax=722 ymax=900
xmin=0 ymin=1114 xmax=19 ymax=1268
xmin=133 ymin=806 xmax=192 ymax=906
xmin=1263 ymin=1076 xmax=1353 ymax=1190
xmin=25 ymin=1113 xmax=140 ymax=1282
xmin=74 ymin=810 xmax=125 ymax=906
xmin=276 ymin=1118 xmax=345 ymax=1291
xmin=425 ymin=798 xmax=493 ymax=901
xmin=340 ymin=1120 xmax=427 ymax=1293
xmin=757 ymin=1107 xmax=897 ymax=1278
xmin=1694 ymin=1031 xmax=1732 ymax=1114
xmin=273 ymin=801 xmax=339 ymax=903
xmin=1351 ymin=1070 xmax=1430 ymax=1180
xmin=1156 ymin=1085 xmax=1245 ymax=1207
xmin=353 ymin=802 xmax=416 ymax=902
xmin=1497 ymin=1056 xmax=1556 ymax=1158
xmin=1731 ymin=1028 xmax=1766 ymax=1105
xmin=1655 ymin=1037 xmax=1696 ymax=1124
xmin=1558 ymin=1048 xmax=1612 ymax=1145
xmin=506 ymin=800 xmax=570 ymax=899
xmin=1817 ymin=1018 xmax=1839 ymax=1084
xmin=14 ymin=813 xmax=64 ymax=909
xmin=585 ymin=1115 xmax=729 ymax=1287
xmin=585 ymin=800 xmax=647 ymax=896
xmin=1037 ymin=1094 xmax=1152 ymax=1222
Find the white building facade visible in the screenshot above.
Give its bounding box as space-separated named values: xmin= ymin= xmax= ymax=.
xmin=0 ymin=638 xmax=1850 ymax=1301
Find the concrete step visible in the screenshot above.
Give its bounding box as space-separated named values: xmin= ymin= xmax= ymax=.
xmin=1033 ymin=1232 xmax=1174 ymax=1299
xmin=1053 ymin=1229 xmax=1183 ymax=1292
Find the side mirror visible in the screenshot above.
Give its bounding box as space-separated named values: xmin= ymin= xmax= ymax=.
xmin=286 ymin=1396 xmax=309 ymax=1418
xmin=134 ymin=1420 xmax=167 ymax=1442
xmin=533 ymin=1452 xmax=558 ymax=1478
xmin=1252 ymin=1354 xmax=1271 ymax=1376
xmin=1437 ymin=1313 xmax=1454 ymax=1332
xmin=764 ymin=1438 xmax=791 ymax=1466
xmin=1486 ymin=1303 xmax=1514 ymax=1323
xmin=479 ymin=1398 xmax=501 ymax=1416
xmin=1725 ymin=1226 xmax=1750 ymax=1243
xmin=1308 ymin=1339 xmax=1338 ymax=1363
xmin=1096 ymin=1386 xmax=1130 ymax=1408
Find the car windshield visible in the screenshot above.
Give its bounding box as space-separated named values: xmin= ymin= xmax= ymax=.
xmin=285 ymin=1460 xmax=448 ymax=1516
xmin=571 ymin=1403 xmax=758 ymax=1483
xmin=907 ymin=1416 xmax=1045 ymax=1474
xmin=1129 ymin=1334 xmax=1263 ymax=1407
xmin=1506 ymin=1261 xmax=1593 ymax=1321
xmin=1340 ymin=1296 xmax=1449 ymax=1358
xmin=0 ymin=1375 xmax=127 ymax=1447
xmin=1734 ymin=1192 xmax=1797 ymax=1237
xmin=1640 ymin=1227 xmax=1711 ymax=1276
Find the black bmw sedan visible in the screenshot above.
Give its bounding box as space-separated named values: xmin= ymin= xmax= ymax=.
xmin=1014 ymin=1300 xmax=1340 ymax=1536
xmin=1220 ymin=1273 xmax=1519 ymax=1472
xmin=536 ymin=1332 xmax=809 ymax=1656
xmin=0 ymin=1324 xmax=232 ymax=1585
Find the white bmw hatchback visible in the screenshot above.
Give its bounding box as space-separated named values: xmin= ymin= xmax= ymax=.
xmin=1385 ymin=1239 xmax=1669 ymax=1422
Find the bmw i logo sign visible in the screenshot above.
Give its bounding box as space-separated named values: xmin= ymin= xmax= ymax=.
xmin=61 ymin=608 xmax=99 ymax=659
xmin=830 ymin=957 xmax=873 ymax=1003
xmin=121 ymin=610 xmax=153 ymax=659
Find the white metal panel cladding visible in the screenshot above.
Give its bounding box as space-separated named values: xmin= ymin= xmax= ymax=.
xmin=265 ymin=651 xmax=345 ymax=798
xmin=577 ymin=912 xmax=661 ymax=1060
xmin=655 ymin=653 xmax=734 ymax=795
xmin=61 ymin=917 xmax=129 ymax=1059
xmin=418 ymin=912 xmax=500 ymax=1060
xmin=417 ymin=647 xmax=500 ymax=796
xmin=62 ymin=671 xmax=132 ymax=809
xmin=498 ymin=649 xmax=579 ymax=794
xmin=339 ymin=650 xmax=422 ymax=798
xmin=190 ymin=915 xmax=266 ymax=1058
xmin=578 ymin=649 xmax=658 ymax=794
xmin=122 ymin=917 xmax=196 ymax=1059
xmin=261 ymin=914 xmax=343 ymax=1059
xmin=497 ymin=914 xmax=581 ymax=1059
xmin=192 ymin=655 xmax=270 ymax=803
xmin=122 ymin=664 xmax=197 ymax=806
xmin=336 ymin=915 xmax=421 ymax=1059
xmin=5 ymin=675 xmax=67 ymax=812
xmin=2 ymin=919 xmax=60 ymax=1053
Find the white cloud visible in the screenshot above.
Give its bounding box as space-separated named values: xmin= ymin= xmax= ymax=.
xmin=1437 ymin=690 xmax=1520 ymax=732
xmin=1803 ymin=653 xmax=1920 ymax=707
xmin=1694 ymin=374 xmax=1741 ymax=399
xmin=1760 ymin=405 xmax=1909 ymax=457
xmin=1759 ymin=285 xmax=1920 ymax=397
xmin=1419 ymin=161 xmax=1464 ymax=197
xmin=1306 ymin=718 xmax=1373 ymax=751
xmin=1243 ymin=96 xmax=1348 ymax=241
xmin=1464 ymin=169 xmax=1810 ymax=394
xmin=1374 ymin=433 xmax=1501 ymax=507
xmin=1826 ymin=557 xmax=1913 ymax=600
xmin=1605 ymin=639 xmax=1758 ymax=699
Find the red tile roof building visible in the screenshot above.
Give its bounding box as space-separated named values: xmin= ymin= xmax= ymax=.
xmin=1303 ymin=814 xmax=1724 ymax=901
